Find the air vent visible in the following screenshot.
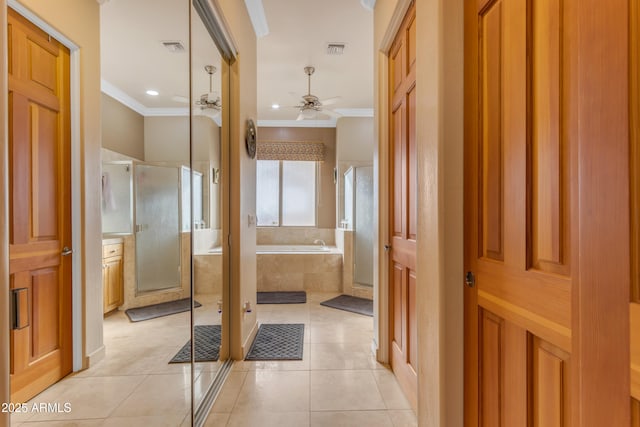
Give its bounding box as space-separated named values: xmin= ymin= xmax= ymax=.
xmin=326 ymin=43 xmax=346 ymax=55
xmin=161 ymin=41 xmax=186 ymax=53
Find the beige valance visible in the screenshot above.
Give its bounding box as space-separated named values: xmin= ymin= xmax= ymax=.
xmin=256 ymin=141 xmax=325 ymax=161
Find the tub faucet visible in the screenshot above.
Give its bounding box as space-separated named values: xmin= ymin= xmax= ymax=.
xmin=313 ymin=239 xmax=326 ymax=247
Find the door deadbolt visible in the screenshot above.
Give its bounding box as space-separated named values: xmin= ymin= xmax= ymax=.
xmin=465 ymin=271 xmax=475 ymax=288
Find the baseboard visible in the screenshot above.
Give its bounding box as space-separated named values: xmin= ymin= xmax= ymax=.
xmin=84 ymin=345 xmax=106 ymax=369
xmin=241 ymin=321 xmax=259 ymax=359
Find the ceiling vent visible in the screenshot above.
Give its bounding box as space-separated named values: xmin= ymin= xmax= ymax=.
xmin=326 ymin=43 xmax=346 ymax=55
xmin=161 ymin=41 xmax=186 ymax=53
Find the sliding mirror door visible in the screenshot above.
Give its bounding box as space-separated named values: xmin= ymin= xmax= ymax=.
xmin=100 ymin=0 xmax=194 ymax=424
xmin=189 ymin=0 xmax=232 ymax=423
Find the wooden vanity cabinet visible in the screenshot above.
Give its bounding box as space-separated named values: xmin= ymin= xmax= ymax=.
xmin=102 ymin=241 xmax=124 ymax=313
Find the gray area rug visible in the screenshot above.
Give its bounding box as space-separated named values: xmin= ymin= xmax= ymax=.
xmin=125 ymin=298 xmax=202 ymax=322
xmin=320 ymin=294 xmax=373 ymax=317
xmin=170 ymin=325 xmax=221 ymax=363
xmin=257 ymin=291 xmax=307 ymax=304
xmin=245 ymin=323 xmax=305 ymax=361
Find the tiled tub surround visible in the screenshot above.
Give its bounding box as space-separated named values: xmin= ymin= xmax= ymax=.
xmin=257 ymin=246 xmax=343 ymax=292
xmin=257 ymin=227 xmax=336 ymax=246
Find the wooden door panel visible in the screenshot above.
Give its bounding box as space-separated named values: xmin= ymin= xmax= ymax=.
xmin=530 ymin=0 xmax=570 ymax=276
xmin=480 ymin=310 xmax=503 ymax=427
xmin=633 ymin=399 xmax=640 ymax=427
xmin=408 ymin=270 xmax=417 ymax=369
xmin=32 ymin=269 xmax=60 ymax=357
xmin=531 ymin=337 xmax=570 ymax=427
xmin=408 ymin=87 xmax=417 ymax=241
xmin=392 ymin=105 xmax=404 ymax=237
xmin=32 ymin=103 xmax=59 ymax=240
xmin=480 ymin=0 xmax=504 ymax=262
xmin=392 ymin=263 xmax=405 ymax=351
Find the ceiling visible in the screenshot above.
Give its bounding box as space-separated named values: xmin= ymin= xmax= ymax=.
xmin=100 ymin=0 xmax=374 ymax=127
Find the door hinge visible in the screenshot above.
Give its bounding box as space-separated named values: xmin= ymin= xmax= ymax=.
xmin=11 ymin=288 xmax=29 ymax=330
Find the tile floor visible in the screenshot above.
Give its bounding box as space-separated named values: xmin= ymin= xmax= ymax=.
xmin=10 ymin=293 xmax=222 ymax=427
xmin=9 ymin=291 xmax=416 ymax=427
xmin=204 ymin=292 xmax=417 ymax=427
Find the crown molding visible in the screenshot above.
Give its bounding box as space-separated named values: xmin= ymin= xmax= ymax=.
xmin=360 ymin=0 xmax=376 ymax=11
xmin=101 ymin=80 xmax=221 ymax=126
xmin=257 ymin=119 xmax=338 ymax=128
xmin=333 ymin=108 xmax=374 ymax=117
xmin=244 ymin=0 xmax=269 ymax=38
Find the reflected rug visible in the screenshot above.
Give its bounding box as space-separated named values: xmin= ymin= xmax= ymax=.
xmin=170 ymin=324 xmax=221 ymax=363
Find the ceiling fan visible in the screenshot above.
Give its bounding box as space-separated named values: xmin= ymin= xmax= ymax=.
xmin=173 ymin=65 xmax=221 ymax=117
xmin=287 ymin=66 xmax=340 ymax=121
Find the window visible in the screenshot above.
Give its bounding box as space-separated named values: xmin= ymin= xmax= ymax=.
xmin=256 ymin=160 xmax=316 ymax=226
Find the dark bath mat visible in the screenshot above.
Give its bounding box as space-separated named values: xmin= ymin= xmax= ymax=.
xmin=320 ymin=294 xmax=373 ymax=317
xmin=245 ymin=323 xmax=304 ymax=361
xmin=257 ymin=291 xmax=307 ymax=304
xmin=170 ymin=325 xmax=221 ymax=363
xmin=125 ymin=298 xmax=202 ymax=322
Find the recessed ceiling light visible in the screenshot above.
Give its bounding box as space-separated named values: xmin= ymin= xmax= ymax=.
xmin=272 ymin=104 xmax=280 ymax=109
xmin=146 ymin=90 xmax=159 ymax=96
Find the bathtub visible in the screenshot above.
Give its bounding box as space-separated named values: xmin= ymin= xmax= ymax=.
xmin=256 ymin=245 xmax=343 ymax=292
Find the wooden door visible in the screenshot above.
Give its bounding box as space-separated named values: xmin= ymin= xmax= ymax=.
xmin=631 ymin=0 xmax=640 ymax=418
xmin=8 ymin=9 xmax=72 ymax=403
xmin=464 ymin=0 xmax=630 ymax=425
xmin=388 ymin=1 xmax=417 ymax=409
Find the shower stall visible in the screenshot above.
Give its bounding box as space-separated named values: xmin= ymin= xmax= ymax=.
xmin=344 ymin=165 xmax=374 ymax=286
xmin=102 ymin=161 xmax=199 ymax=294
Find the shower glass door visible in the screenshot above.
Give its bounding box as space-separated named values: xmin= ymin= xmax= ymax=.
xmin=135 ymin=164 xmax=181 ymax=293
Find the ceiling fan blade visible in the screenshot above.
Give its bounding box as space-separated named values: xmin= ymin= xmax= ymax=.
xmin=296 ymin=112 xmax=305 ymax=121
xmin=171 ymin=95 xmax=190 ymax=104
xmin=320 ymin=96 xmax=341 ymax=106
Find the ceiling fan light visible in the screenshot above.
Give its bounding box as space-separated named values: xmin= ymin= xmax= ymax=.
xmin=301 ymin=108 xmax=316 ymax=119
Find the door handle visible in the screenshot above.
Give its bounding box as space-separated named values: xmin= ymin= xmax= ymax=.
xmin=61 ymin=246 xmax=73 ymax=256
xmin=465 ymin=271 xmax=476 ymax=288
xmin=384 ymin=244 xmax=391 ymax=252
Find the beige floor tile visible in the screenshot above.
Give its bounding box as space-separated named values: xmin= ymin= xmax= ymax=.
xmin=233 ymin=371 xmax=310 ymax=413
xmin=387 ymin=410 xmax=418 ymax=427
xmin=18 ymin=420 xmax=106 ymax=427
xmin=226 ymin=411 xmax=309 ymax=427
xmin=309 ymin=342 xmax=377 ymax=370
xmin=310 ymin=411 xmax=393 ymax=427
xmin=372 ymin=369 xmax=413 ymax=409
xmin=211 ymin=371 xmax=248 ymax=413
xmin=203 ymin=412 xmax=230 ymax=426
xmin=310 ymin=370 xmax=386 ymax=411
xmin=102 ymin=414 xmax=187 ymax=427
xmin=27 ymin=376 xmax=147 ymax=421
xmin=110 ymin=374 xmax=190 ymax=418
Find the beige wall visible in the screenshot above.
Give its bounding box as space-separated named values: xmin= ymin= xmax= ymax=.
xmin=217 ymin=0 xmax=258 ymax=359
xmin=374 ymin=0 xmax=464 ymax=426
xmin=101 ymin=93 xmax=144 ymax=160
xmin=258 ymin=127 xmax=337 ymax=229
xmin=0 ymin=2 xmax=103 ymax=418
xmin=144 ymin=115 xmax=213 ymax=163
xmin=336 ymin=117 xmax=374 ymax=162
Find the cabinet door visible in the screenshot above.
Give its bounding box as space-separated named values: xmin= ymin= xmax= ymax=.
xmin=103 ymin=255 xmax=123 ymax=313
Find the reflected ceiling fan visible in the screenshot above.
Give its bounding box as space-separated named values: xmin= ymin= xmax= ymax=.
xmin=285 ymin=66 xmax=340 ymax=120
xmin=174 ymin=65 xmax=221 ymax=117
